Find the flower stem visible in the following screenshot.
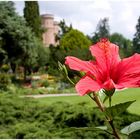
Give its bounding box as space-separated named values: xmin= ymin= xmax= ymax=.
xmin=88 ymin=92 xmax=105 ymax=112
xmin=66 ymin=76 xmax=75 ymax=85
xmin=93 ymin=92 xmax=105 ymax=112
xmin=88 ymin=92 xmax=121 ymax=139
xmin=108 ymin=96 xmax=120 ymax=138
xmin=109 ymin=96 xmax=111 ymax=107
xmin=108 ymin=120 xmax=121 ymax=139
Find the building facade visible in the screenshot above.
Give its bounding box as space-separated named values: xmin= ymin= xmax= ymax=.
xmin=41 ymin=14 xmax=59 ymax=47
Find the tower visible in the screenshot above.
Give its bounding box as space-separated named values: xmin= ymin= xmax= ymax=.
xmin=41 ymin=14 xmax=59 ymax=47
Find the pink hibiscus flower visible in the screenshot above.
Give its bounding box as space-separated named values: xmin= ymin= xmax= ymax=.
xmin=65 ymin=38 xmax=140 ymax=96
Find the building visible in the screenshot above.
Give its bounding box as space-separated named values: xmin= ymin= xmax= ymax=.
xmin=41 ymin=14 xmax=60 ymax=47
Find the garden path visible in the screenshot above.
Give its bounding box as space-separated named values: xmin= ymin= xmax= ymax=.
xmin=22 ymin=89 xmax=126 ymax=98
xmin=22 ymin=93 xmax=77 ymax=98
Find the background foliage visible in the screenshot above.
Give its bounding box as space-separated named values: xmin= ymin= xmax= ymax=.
xmin=0 ymin=94 xmax=139 ymax=139
xmin=24 ymin=1 xmax=42 ymax=39
xmin=0 ymin=1 xmax=140 ymax=139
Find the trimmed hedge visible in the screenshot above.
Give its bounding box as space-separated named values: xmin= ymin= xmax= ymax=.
xmin=0 ymin=93 xmax=139 ymax=139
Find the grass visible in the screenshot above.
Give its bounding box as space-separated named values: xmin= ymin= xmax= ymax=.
xmin=110 ymin=88 xmax=140 ymax=114
xmin=36 ymin=88 xmax=140 ymax=115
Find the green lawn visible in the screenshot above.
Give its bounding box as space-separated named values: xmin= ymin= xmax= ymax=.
xmin=36 ymin=88 xmax=140 ymax=115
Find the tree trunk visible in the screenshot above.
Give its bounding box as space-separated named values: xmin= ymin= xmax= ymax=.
xmin=24 ymin=67 xmax=27 ymax=82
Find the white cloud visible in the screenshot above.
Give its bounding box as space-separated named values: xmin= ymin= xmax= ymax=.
xmin=72 ymin=21 xmax=94 ymax=35
xmin=14 ymin=1 xmax=140 ymax=39
xmin=92 ymin=0 xmax=111 ymax=10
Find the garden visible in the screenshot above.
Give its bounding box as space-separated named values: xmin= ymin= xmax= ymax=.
xmin=0 ymin=88 xmax=140 ymax=139
xmin=0 ymin=63 xmax=140 ymax=138
xmin=0 ymin=1 xmax=140 ymax=139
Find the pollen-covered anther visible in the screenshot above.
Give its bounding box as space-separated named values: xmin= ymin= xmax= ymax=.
xmin=98 ymin=39 xmax=110 ymax=55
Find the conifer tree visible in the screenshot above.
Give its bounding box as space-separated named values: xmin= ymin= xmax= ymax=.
xmin=91 ymin=18 xmax=110 ymax=43
xmin=24 ymin=1 xmax=42 ymax=39
xmin=133 ymin=16 xmax=140 ymax=53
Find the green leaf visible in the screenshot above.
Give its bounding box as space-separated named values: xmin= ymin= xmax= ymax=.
xmin=98 ymin=90 xmax=109 ymax=103
xmin=105 ymin=100 xmax=135 ymax=117
xmin=58 ymin=61 xmax=75 ymax=85
xmin=59 ymin=126 xmax=107 ymax=134
xmin=58 ymin=61 xmax=68 ymax=76
xmin=103 ymin=95 xmax=109 ymax=103
xmin=121 ymin=121 xmax=140 ymax=135
xmin=58 ymin=61 xmax=64 ymax=71
xmin=95 ymin=126 xmax=107 ymax=130
xmin=103 ymin=88 xmax=115 ymax=97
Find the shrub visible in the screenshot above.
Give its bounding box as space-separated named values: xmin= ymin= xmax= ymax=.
xmin=1 ymin=64 xmax=10 ymax=73
xmin=31 ymin=80 xmax=39 ymax=88
xmin=40 ymin=80 xmax=49 ymax=87
xmin=0 ymin=94 xmax=139 ymax=139
xmin=0 ymin=74 xmax=11 ymax=90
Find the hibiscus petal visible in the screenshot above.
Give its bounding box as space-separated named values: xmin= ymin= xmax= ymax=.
xmin=65 ymin=56 xmax=97 ymax=75
xmin=115 ymin=75 xmax=140 ymax=89
xmin=103 ymin=79 xmax=115 ymax=91
xmin=75 ymin=76 xmax=101 ymax=96
xmin=118 ymin=53 xmax=140 ymax=76
xmin=116 ymin=53 xmax=140 ymax=88
xmin=90 ymin=39 xmax=120 ymax=84
xmin=90 ymin=39 xmax=120 ymax=73
xmin=116 ymin=72 xmax=140 ymax=89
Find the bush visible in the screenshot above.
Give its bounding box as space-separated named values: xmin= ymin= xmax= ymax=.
xmin=1 ymin=64 xmax=10 ymax=73
xmin=47 ymin=66 xmax=60 ymax=76
xmin=40 ymin=80 xmax=49 ymax=88
xmin=60 ymin=29 xmax=91 ymax=50
xmin=0 ymin=94 xmax=139 ymax=139
xmin=31 ymin=80 xmax=39 ymax=89
xmin=0 ymin=74 xmax=11 ymax=90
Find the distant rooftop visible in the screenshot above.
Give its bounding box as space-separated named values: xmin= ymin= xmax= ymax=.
xmin=41 ymin=14 xmax=54 ymax=19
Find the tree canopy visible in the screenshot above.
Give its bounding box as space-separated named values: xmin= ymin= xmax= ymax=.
xmin=110 ymin=33 xmax=132 ymax=57
xmin=0 ymin=1 xmax=49 ymax=79
xmin=48 ymin=29 xmax=92 ymax=76
xmin=24 ymin=1 xmax=42 ymax=39
xmin=91 ymin=18 xmax=110 ymax=43
xmin=55 ymin=19 xmax=72 ymax=42
xmin=133 ymin=16 xmax=140 ymax=53
xmin=60 ymin=29 xmax=91 ymax=51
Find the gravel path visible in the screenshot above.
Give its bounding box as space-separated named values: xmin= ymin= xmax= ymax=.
xmin=22 ymin=89 xmax=126 ymax=99
xmin=22 ymin=93 xmax=77 ymax=98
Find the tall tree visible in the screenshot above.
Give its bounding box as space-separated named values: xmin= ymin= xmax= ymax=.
xmin=60 ymin=29 xmax=91 ymax=51
xmin=24 ymin=1 xmax=42 ymax=39
xmin=56 ymin=19 xmax=72 ymax=41
xmin=91 ymin=18 xmax=110 ymax=43
xmin=48 ymin=29 xmax=92 ymax=76
xmin=0 ymin=1 xmax=43 ymax=80
xmin=110 ymin=33 xmax=132 ymax=58
xmin=133 ymin=16 xmax=140 ymax=53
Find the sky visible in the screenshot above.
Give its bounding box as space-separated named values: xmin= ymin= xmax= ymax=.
xmin=14 ymin=0 xmax=140 ymax=40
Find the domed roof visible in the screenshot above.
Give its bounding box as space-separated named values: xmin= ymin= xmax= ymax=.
xmin=41 ymin=14 xmax=54 ymax=19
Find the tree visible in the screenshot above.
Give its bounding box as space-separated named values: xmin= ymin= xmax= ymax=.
xmin=133 ymin=16 xmax=140 ymax=53
xmin=34 ymin=43 xmax=50 ymax=72
xmin=24 ymin=1 xmax=42 ymax=39
xmin=59 ymin=19 xmax=72 ymax=35
xmin=0 ymin=1 xmax=42 ymax=80
xmin=0 ymin=48 xmax=7 ymax=66
xmin=48 ymin=29 xmax=92 ymax=76
xmin=56 ymin=19 xmax=72 ymax=41
xmin=91 ymin=18 xmax=110 ymax=43
xmin=110 ymin=33 xmax=132 ymax=58
xmin=60 ymin=29 xmax=91 ymax=51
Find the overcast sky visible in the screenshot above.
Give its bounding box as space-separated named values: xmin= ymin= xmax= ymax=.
xmin=14 ymin=0 xmax=140 ymax=40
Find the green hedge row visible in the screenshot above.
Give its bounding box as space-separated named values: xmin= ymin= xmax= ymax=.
xmin=0 ymin=93 xmax=139 ymax=139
